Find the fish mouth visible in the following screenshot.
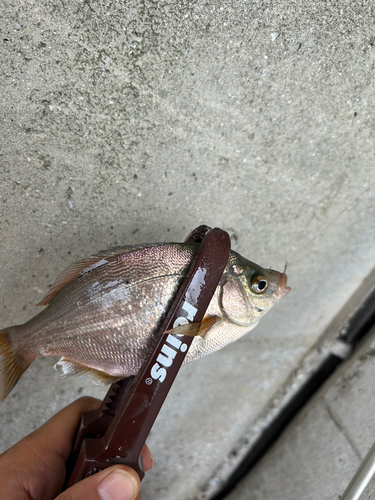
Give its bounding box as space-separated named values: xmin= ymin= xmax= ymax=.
xmin=276 ymin=272 xmax=291 ymax=300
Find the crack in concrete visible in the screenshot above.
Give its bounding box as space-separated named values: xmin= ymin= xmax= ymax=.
xmin=325 ymin=400 xmax=362 ymax=461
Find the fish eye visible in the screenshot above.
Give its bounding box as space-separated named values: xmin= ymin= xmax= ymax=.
xmin=251 ymin=276 xmax=268 ymax=294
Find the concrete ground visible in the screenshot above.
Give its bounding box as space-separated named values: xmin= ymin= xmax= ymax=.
xmin=1 ymin=1 xmax=375 ymax=499
xmin=226 ymin=326 xmax=375 ymax=500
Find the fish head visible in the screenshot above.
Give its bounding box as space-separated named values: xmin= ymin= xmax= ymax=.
xmin=218 ymin=251 xmax=291 ymax=327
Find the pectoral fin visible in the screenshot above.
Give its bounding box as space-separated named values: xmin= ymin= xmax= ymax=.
xmin=164 ymin=316 xmax=220 ymax=339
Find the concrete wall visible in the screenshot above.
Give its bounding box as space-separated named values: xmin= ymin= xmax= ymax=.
xmin=1 ymin=1 xmax=375 ymax=498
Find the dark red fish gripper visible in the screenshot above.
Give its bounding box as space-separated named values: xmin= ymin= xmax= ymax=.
xmin=63 ymin=225 xmax=231 ymax=489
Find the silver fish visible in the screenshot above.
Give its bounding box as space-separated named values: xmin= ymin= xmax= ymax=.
xmin=0 ymin=243 xmax=291 ymax=399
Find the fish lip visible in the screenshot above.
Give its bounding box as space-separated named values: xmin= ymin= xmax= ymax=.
xmin=276 ymin=272 xmax=291 ymax=300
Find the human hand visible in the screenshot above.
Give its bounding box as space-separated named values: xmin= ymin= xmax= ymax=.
xmin=0 ymin=397 xmax=153 ymax=500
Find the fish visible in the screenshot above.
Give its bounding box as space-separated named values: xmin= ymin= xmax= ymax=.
xmin=0 ymin=242 xmax=291 ymax=400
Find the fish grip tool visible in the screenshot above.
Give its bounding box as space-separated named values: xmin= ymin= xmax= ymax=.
xmin=63 ymin=225 xmax=231 ymax=489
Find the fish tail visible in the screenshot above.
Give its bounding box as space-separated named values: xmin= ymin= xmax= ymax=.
xmin=0 ymin=329 xmax=31 ymax=400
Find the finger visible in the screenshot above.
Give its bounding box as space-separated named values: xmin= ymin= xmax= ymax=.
xmin=36 ymin=397 xmax=154 ymax=470
xmin=33 ymin=396 xmax=102 ymax=462
xmin=55 ymin=465 xmax=140 ymax=500
xmin=141 ymin=443 xmax=153 ymax=471
xmin=41 ymin=397 xmax=153 ymax=472
xmin=0 ymin=397 xmax=101 ymax=500
xmin=0 ymin=396 xmax=153 ymax=500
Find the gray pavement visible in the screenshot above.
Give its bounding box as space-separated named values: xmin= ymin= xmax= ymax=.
xmin=226 ymin=327 xmax=375 ymax=500
xmin=1 ymin=1 xmax=375 ymax=499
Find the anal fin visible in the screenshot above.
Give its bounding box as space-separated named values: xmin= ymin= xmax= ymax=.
xmin=54 ymin=358 xmax=121 ymax=386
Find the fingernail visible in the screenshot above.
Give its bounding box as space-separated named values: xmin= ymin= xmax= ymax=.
xmin=98 ymin=469 xmax=138 ymax=500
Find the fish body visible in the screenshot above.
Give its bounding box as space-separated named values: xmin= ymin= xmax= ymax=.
xmin=0 ymin=242 xmax=290 ymax=399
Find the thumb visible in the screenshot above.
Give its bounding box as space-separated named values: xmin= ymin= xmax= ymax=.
xmin=55 ymin=465 xmax=141 ymax=500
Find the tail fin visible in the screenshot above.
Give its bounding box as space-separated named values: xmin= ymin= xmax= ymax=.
xmin=0 ymin=330 xmax=31 ymax=400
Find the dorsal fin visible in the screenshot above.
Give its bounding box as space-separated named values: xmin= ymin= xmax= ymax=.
xmin=36 ymin=255 xmax=109 ymax=306
xmin=36 ymin=244 xmax=157 ymax=306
